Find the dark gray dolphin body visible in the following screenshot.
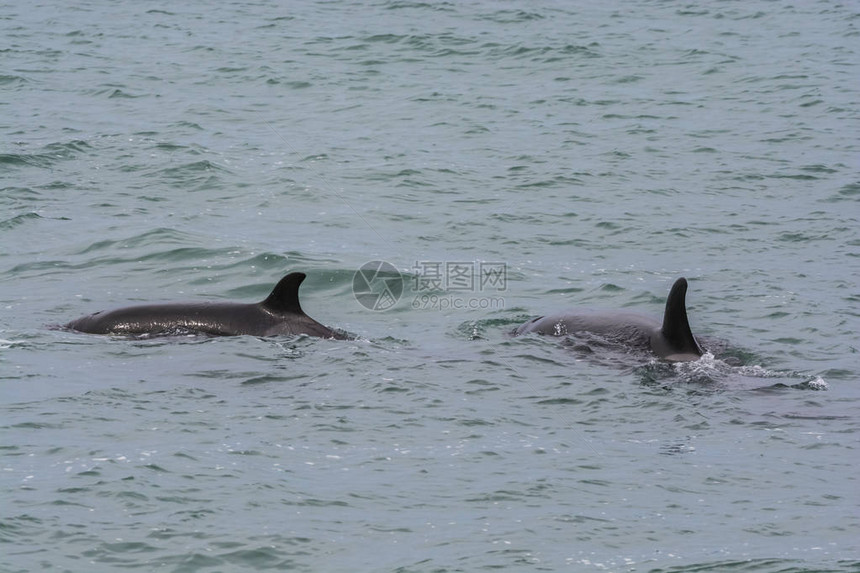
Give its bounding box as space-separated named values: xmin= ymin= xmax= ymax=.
xmin=514 ymin=277 xmax=703 ymax=362
xmin=65 ymin=272 xmax=347 ymax=339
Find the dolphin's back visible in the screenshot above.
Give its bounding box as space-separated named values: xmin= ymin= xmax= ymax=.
xmin=515 ymin=311 xmax=658 ymax=345
xmin=65 ymin=272 xmax=347 ymax=339
xmin=513 ymin=278 xmax=703 ymax=362
xmin=65 ymin=302 xmax=266 ymax=336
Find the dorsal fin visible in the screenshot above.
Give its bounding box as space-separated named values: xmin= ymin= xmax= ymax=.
xmin=261 ymin=272 xmax=307 ymax=315
xmin=660 ymin=277 xmax=703 ymax=356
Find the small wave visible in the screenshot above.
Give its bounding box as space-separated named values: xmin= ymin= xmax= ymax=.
xmin=656 ymin=353 xmax=829 ymax=391
xmin=0 ymin=140 xmax=91 ymax=169
xmin=0 ymin=74 xmax=29 ymax=86
xmin=0 ymin=339 xmax=27 ymax=349
xmin=73 ymin=227 xmax=203 ymax=255
xmin=455 ymin=316 xmax=523 ymax=341
xmin=160 ymin=159 xmax=229 ymax=177
xmin=479 ymin=9 xmax=545 ymax=24
xmin=0 ymin=212 xmax=43 ymax=230
xmin=147 ymin=159 xmax=232 ymax=191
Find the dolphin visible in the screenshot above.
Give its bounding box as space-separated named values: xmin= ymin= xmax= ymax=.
xmin=514 ymin=277 xmax=703 ymax=362
xmin=65 ymin=272 xmax=347 ymax=339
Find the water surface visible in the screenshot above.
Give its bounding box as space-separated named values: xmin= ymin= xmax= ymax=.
xmin=2 ymin=1 xmax=859 ymax=571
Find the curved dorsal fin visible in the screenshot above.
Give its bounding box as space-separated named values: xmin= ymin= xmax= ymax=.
xmin=261 ymin=272 xmax=307 ymax=315
xmin=660 ymin=277 xmax=703 ymax=356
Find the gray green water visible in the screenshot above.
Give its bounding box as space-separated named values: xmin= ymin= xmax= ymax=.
xmin=2 ymin=1 xmax=859 ymax=572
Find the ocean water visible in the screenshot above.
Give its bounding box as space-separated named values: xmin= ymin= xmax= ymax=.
xmin=2 ymin=1 xmax=859 ymax=572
